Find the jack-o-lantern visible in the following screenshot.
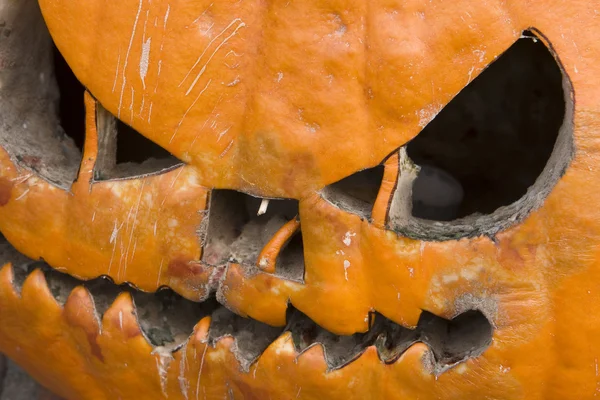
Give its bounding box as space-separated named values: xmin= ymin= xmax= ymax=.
xmin=0 ymin=0 xmax=597 ymax=398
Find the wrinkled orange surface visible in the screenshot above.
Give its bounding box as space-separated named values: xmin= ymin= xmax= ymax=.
xmin=0 ymin=0 xmax=600 ymax=398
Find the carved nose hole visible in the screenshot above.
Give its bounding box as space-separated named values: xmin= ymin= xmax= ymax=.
xmin=201 ymin=190 xmax=305 ymax=281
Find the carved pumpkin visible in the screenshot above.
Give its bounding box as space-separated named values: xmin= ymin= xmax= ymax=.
xmin=0 ymin=0 xmax=597 ymax=398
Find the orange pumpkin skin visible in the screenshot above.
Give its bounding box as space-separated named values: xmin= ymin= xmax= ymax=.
xmin=0 ymin=0 xmax=600 ymax=398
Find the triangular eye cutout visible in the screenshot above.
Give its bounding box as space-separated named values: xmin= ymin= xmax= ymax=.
xmin=321 ymin=166 xmax=385 ymax=220
xmin=94 ymin=103 xmax=183 ymax=180
xmin=389 ymin=29 xmax=574 ymax=240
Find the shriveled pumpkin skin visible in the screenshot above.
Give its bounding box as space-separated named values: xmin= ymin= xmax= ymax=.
xmin=0 ymin=0 xmax=599 ymax=399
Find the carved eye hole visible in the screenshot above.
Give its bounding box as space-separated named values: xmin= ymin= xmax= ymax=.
xmin=408 ymin=29 xmax=568 ymax=223
xmin=321 ymin=29 xmax=573 ymax=240
xmin=391 ymin=29 xmax=573 ymax=240
xmin=0 ymin=4 xmax=182 ymax=188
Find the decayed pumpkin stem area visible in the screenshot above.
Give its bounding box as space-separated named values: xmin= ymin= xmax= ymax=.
xmin=2 ymin=0 xmax=600 ymax=398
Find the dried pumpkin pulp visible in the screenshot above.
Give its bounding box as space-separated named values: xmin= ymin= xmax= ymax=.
xmin=0 ymin=0 xmax=598 ymax=399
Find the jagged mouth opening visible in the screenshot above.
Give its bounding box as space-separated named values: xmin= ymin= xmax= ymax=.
xmin=1 ymin=235 xmax=493 ymax=374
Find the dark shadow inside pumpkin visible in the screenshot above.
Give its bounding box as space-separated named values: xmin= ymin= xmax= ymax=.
xmin=408 ymin=31 xmax=566 ymax=221
xmin=94 ymin=103 xmax=183 ymax=181
xmin=201 ymin=190 xmax=304 ymax=282
xmin=389 ymin=29 xmax=574 ymax=240
xmin=4 ymin=234 xmax=492 ymax=373
xmin=320 ymin=166 xmax=385 ymax=220
xmin=0 ymin=0 xmax=182 ymax=187
xmin=0 ymin=0 xmax=85 ymax=188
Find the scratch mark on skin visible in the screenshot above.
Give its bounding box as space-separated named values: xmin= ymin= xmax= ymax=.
xmin=108 ymin=220 xmax=125 ymax=275
xmin=118 ymin=0 xmax=143 ymax=118
xmin=15 ymin=189 xmax=29 ymax=201
xmin=11 ymin=173 xmax=33 ymax=184
xmin=153 ymin=348 xmax=174 ymax=398
xmin=123 ymin=183 xmax=146 ymax=278
xmin=140 ymin=95 xmax=146 ymax=115
xmin=112 ymin=53 xmax=121 ymax=93
xmin=130 ymin=86 xmax=135 ymax=121
xmin=140 ymin=37 xmax=152 ymax=89
xmin=156 ymin=258 xmax=164 ymax=287
xmin=170 ymin=79 xmax=212 ymax=143
xmin=148 ymin=102 xmax=153 ymax=123
xmin=160 ymin=167 xmax=185 ymax=207
xmin=188 ymin=96 xmax=222 ymax=151
xmin=217 ymin=126 xmax=231 ymax=142
xmin=152 ymin=3 xmax=170 ymax=95
xmin=296 ymin=388 xmax=302 ymax=398
xmin=185 ymin=22 xmax=246 ymax=96
xmin=191 ymin=3 xmax=214 ymax=26
xmin=179 ymin=348 xmax=189 ymax=400
xmin=179 ymin=19 xmax=244 ymax=89
xmin=343 ymin=260 xmax=350 ymax=281
xmin=225 ymin=50 xmax=243 ymax=58
xmin=118 ymin=207 xmax=133 ymax=281
xmin=164 ymin=4 xmax=171 ymax=29
xmin=219 ymin=140 xmax=234 ymax=158
xmin=130 ymin=239 xmax=138 ymax=263
xmin=195 ymin=343 xmax=208 ymax=400
xmin=119 ymin=310 xmax=124 ymax=330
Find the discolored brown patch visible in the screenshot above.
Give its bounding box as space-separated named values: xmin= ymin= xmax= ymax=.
xmin=63 ymin=288 xmax=104 ymax=362
xmin=168 ymin=258 xmax=205 ymax=278
xmin=118 ymin=310 xmax=143 ymax=340
xmin=0 ymin=177 xmax=13 ymax=206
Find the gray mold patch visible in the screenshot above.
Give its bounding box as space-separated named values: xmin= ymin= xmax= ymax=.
xmin=208 ymin=306 xmax=283 ymax=372
xmin=132 ymin=289 xmax=218 ymax=350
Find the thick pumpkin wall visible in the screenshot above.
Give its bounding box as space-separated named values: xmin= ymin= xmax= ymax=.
xmin=0 ymin=0 xmax=599 ymax=399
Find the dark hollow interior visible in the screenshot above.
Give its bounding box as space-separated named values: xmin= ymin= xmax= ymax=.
xmin=408 ymin=32 xmax=565 ymax=220
xmin=53 ymin=44 xmax=85 ymax=152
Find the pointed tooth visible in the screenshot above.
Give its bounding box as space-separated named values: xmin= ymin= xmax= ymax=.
xmin=21 ymin=268 xmax=60 ymax=312
xmin=63 ymin=286 xmax=103 ymax=361
xmin=192 ymin=316 xmax=212 ymax=344
xmin=295 ymin=342 xmax=328 ymax=374
xmin=0 ymin=262 xmax=18 ymax=297
xmin=102 ymin=292 xmax=143 ymax=341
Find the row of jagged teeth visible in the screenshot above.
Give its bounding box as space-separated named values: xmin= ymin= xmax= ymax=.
xmin=2 ymin=241 xmax=492 ymax=373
